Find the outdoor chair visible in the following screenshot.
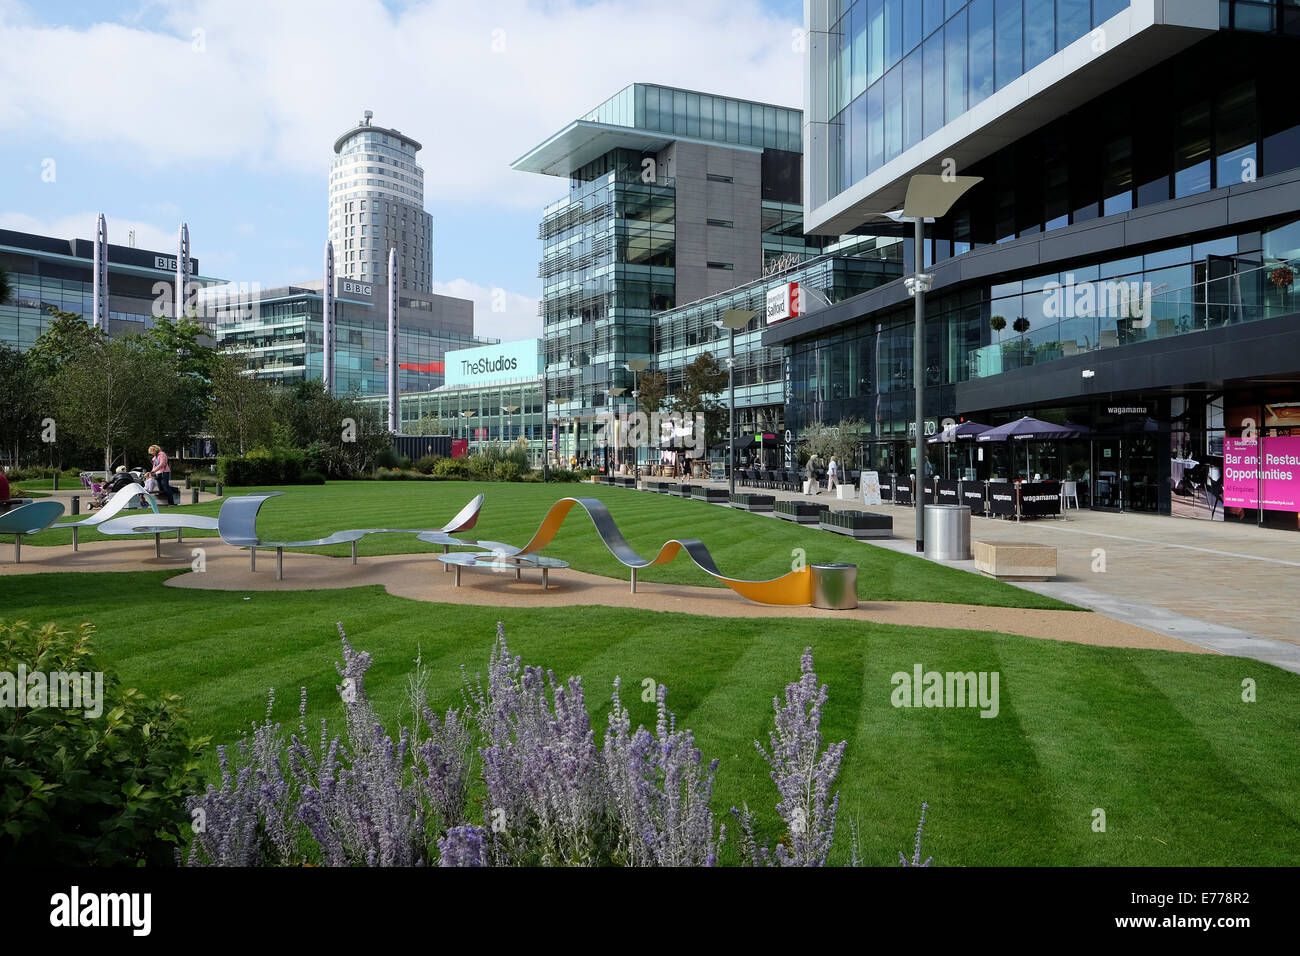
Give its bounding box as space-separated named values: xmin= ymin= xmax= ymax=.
xmin=0 ymin=500 xmax=65 ymax=562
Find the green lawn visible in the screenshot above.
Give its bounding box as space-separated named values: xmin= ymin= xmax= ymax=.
xmin=5 ymin=569 xmax=1299 ymax=866
xmin=27 ymin=480 xmax=1075 ymax=609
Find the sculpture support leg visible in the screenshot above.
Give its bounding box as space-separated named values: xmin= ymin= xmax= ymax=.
xmin=351 ymin=540 xmax=357 ymax=565
xmin=72 ymin=527 xmax=79 ymax=552
xmin=453 ymin=565 xmax=461 ymax=588
xmin=154 ymin=533 xmax=161 ymax=558
xmin=251 ymin=547 xmax=256 ymax=571
xmin=630 ymin=566 xmax=637 ymax=594
xmin=542 ymin=567 xmax=549 ymax=590
xmin=443 ymin=544 xmax=450 ymax=571
xmin=14 ymin=536 xmax=20 ymax=563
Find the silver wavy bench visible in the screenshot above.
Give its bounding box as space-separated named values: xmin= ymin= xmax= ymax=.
xmin=217 ymin=491 xmax=485 ymax=580
xmin=1 ymin=501 xmax=65 ymax=562
xmin=97 ymin=512 xmax=222 ymax=557
xmin=55 ymin=482 xmax=158 ymax=550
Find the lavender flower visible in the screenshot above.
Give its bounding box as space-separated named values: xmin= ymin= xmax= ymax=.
xmin=603 ymin=679 xmax=724 ymax=866
xmin=751 ymin=647 xmax=846 ymax=867
xmin=899 ymin=802 xmax=933 ymax=867
xmin=438 ymin=825 xmax=490 ymax=867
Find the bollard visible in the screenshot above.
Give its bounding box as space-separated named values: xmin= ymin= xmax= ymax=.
xmin=191 ymin=489 xmax=199 ymax=504
xmin=71 ymin=495 xmax=80 ymax=516
xmin=216 ymin=482 xmax=223 ymax=497
xmin=184 ymin=476 xmax=191 ymax=489
xmin=52 ymin=473 xmax=59 ymax=490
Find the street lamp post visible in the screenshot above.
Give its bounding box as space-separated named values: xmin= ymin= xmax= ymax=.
xmin=460 ymin=409 xmax=476 ymax=453
xmin=718 ymin=309 xmax=757 ymax=496
xmin=887 ymin=173 xmax=982 ymax=553
xmin=623 ymin=359 xmax=650 ymax=475
xmin=502 ymin=404 xmax=519 ymax=444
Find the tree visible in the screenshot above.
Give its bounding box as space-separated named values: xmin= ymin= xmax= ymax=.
xmin=670 ymin=352 xmax=729 ymax=450
xmin=138 ymin=316 xmax=219 ymax=453
xmin=26 ymin=308 xmax=105 ymax=379
xmin=636 ymin=370 xmax=668 ymax=419
xmin=0 ymin=345 xmax=45 ymax=467
xmin=208 ymin=352 xmax=276 ymax=456
xmin=405 ymin=412 xmax=457 ymax=436
xmin=52 ymin=339 xmax=175 ymax=471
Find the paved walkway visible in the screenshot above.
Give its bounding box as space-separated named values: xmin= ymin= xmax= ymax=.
xmin=673 ymin=475 xmax=1300 ymax=672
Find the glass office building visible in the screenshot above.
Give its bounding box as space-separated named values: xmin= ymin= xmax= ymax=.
xmin=513 ymin=84 xmax=835 ymax=460
xmin=210 ymin=280 xmax=488 ymax=396
xmin=0 ymin=227 xmax=222 ymax=351
xmin=774 ymin=1 xmax=1300 ymax=528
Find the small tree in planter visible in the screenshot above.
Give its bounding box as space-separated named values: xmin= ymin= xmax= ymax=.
xmin=989 ymin=315 xmax=1006 ymax=342
xmin=1012 ymin=316 xmax=1031 ymax=365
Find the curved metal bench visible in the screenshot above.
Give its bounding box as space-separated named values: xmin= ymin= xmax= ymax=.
xmin=55 ymin=482 xmax=158 ymax=550
xmin=217 ymin=492 xmax=486 ymax=580
xmin=1 ymin=501 xmax=66 ymax=562
xmin=97 ymin=512 xmax=222 ymax=556
xmin=474 ymin=496 xmax=815 ymax=606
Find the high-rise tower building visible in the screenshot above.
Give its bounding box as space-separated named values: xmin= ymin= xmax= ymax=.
xmin=329 ymin=110 xmax=434 ymax=293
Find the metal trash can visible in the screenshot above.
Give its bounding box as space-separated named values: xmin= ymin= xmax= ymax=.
xmin=923 ymin=505 xmax=972 ymax=561
xmin=810 ymin=563 xmax=858 ymax=610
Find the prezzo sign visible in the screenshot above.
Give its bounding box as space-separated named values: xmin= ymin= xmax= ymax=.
xmin=766 ymin=281 xmax=801 ymax=324
xmin=341 ymin=281 xmax=373 ymax=296
xmin=446 ymin=338 xmax=540 ymax=387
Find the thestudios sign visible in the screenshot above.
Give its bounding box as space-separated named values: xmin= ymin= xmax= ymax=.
xmin=766 ymin=281 xmax=801 ymax=324
xmin=446 ymin=338 xmax=540 ymax=387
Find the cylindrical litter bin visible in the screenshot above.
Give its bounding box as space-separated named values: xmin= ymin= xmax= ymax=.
xmin=810 ymin=563 xmax=858 ymax=610
xmin=924 ymin=505 xmax=972 ymax=561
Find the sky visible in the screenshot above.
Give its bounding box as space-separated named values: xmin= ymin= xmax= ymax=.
xmin=0 ymin=0 xmax=805 ymax=342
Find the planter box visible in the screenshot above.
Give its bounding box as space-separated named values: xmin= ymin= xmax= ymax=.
xmin=819 ymin=510 xmax=892 ymax=539
xmin=614 ymin=476 xmax=637 ymax=489
xmin=729 ymin=493 xmax=775 ymax=512
xmin=972 ymin=540 xmax=1057 ymax=580
xmin=675 ymin=483 xmax=694 ymax=498
xmin=776 ymin=500 xmax=829 ymax=524
xmin=692 ymin=487 xmax=730 ymax=503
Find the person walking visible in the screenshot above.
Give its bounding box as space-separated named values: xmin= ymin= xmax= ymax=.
xmin=827 ymin=455 xmax=840 ymax=494
xmin=147 ymin=444 xmax=176 ymax=506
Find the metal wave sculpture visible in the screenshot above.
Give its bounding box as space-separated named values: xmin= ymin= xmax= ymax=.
xmin=494 ymin=496 xmax=812 ymax=606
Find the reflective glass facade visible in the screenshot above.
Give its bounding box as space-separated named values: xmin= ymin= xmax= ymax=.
xmin=819 ymin=0 xmax=1130 ymax=200
xmin=584 ymin=84 xmax=801 ymax=152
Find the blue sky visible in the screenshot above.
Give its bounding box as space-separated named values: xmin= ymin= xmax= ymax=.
xmin=0 ymin=0 xmax=805 ymax=340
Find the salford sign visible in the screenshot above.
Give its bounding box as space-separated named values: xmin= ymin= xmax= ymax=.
xmin=766 ymin=281 xmax=801 ymax=324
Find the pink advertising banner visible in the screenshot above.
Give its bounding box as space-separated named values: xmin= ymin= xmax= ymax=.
xmin=1222 ymin=436 xmax=1300 ymax=512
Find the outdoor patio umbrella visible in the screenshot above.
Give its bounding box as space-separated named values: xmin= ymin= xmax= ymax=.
xmin=927 ymin=420 xmax=990 ymax=478
xmin=976 ymin=417 xmax=1089 ymax=479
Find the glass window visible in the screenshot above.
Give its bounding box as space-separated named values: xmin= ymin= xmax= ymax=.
xmin=868 ymin=0 xmax=885 ymax=85
xmin=903 ymin=48 xmax=924 ymax=149
xmin=995 ymin=0 xmax=1022 ymax=91
xmin=1025 ymin=0 xmax=1055 ymax=71
xmin=1093 ymin=0 xmax=1128 ymax=25
xmin=969 ymin=0 xmax=995 ymax=107
xmin=852 ymin=2 xmax=867 ymax=99
xmin=739 ymin=101 xmax=751 ymax=145
xmin=945 ymin=9 xmax=967 ymax=123
xmin=852 ymin=94 xmax=868 ymax=183
xmin=924 ymin=0 xmax=945 ymax=36
xmin=923 ymin=31 xmax=945 ymax=137
xmin=1215 ymin=81 xmax=1256 ymax=188
xmin=868 ymin=81 xmax=884 ymax=170
xmin=1056 ymin=0 xmax=1091 ymax=49
xmin=839 ymin=18 xmax=852 ymax=114
xmin=1102 ymin=135 xmax=1133 ymax=214
xmin=884 ymin=64 xmax=902 ymax=161
xmin=903 ymin=0 xmax=923 ymax=51
xmin=885 ymin=0 xmax=903 ymax=69
xmin=1174 ymin=101 xmax=1212 ymax=198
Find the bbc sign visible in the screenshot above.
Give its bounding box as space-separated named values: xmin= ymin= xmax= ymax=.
xmin=766 ymin=281 xmax=801 ymax=324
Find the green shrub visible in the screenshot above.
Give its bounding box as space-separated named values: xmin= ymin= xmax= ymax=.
xmin=374 ymin=447 xmax=401 ymax=470
xmin=217 ymin=447 xmax=309 ymax=485
xmin=0 ymin=620 xmax=207 ymax=866
xmin=433 ymin=457 xmax=471 ymax=480
xmin=493 ymin=461 xmax=520 ymax=482
xmin=466 ymin=455 xmax=493 ymax=481
xmin=413 ymin=455 xmax=439 ymax=475
xmin=299 ymin=470 xmax=327 ymax=485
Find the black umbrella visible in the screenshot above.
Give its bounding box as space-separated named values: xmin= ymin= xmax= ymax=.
xmin=977 ymin=417 xmax=1090 ymax=479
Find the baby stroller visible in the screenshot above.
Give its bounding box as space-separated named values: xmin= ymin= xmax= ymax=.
xmin=82 ymin=472 xmax=110 ymax=510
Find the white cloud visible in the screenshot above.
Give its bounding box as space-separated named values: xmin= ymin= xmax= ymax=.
xmin=433 ymin=277 xmax=538 ymax=343
xmin=0 ymin=0 xmax=803 ymax=210
xmin=0 ymin=210 xmax=179 ymax=254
